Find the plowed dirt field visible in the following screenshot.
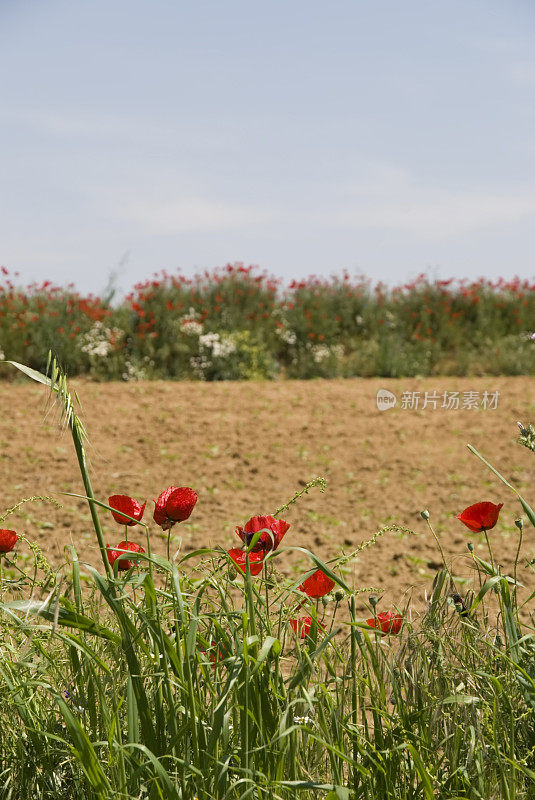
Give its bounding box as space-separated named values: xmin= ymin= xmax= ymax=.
xmin=1 ymin=377 xmax=533 ymax=615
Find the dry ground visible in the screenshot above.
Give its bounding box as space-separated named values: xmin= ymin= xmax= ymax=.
xmin=1 ymin=376 xmax=534 ymax=616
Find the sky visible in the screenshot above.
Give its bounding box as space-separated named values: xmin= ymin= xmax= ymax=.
xmin=1 ymin=0 xmax=535 ymax=295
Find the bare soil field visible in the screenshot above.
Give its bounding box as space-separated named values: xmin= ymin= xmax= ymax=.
xmin=1 ymin=376 xmax=533 ymax=615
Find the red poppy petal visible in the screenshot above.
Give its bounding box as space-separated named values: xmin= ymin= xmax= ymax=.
xmin=298 ymin=569 xmax=335 ymax=598
xmin=290 ymin=616 xmax=312 ymax=637
xmin=109 ymin=495 xmax=146 ymax=526
xmin=165 ymin=487 xmax=198 ymax=522
xmin=227 ymin=548 xmax=264 ymax=576
xmin=367 ymin=611 xmax=403 ymax=634
xmin=153 ymin=486 xmax=182 ymax=529
xmin=456 ymin=501 xmax=503 ymax=532
xmin=237 ymin=515 xmax=290 ymax=552
xmin=107 ymin=540 xmax=145 ymax=570
xmin=0 ymin=529 xmax=18 ymax=554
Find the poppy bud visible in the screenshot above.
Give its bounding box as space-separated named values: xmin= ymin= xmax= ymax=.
xmin=514 ymin=518 xmax=523 ymax=531
xmin=451 ymin=593 xmax=469 ymax=617
xmin=420 ymin=509 xmax=430 ymax=520
xmin=334 ymin=589 xmax=345 ymax=602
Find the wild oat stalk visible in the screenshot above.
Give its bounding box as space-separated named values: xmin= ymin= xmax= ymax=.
xmin=3 ymin=355 xmax=112 ymax=577
xmin=517 ymin=421 xmax=535 ymax=455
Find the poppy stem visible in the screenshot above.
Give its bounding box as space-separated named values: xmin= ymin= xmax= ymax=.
xmin=263 ymin=556 xmax=269 ymax=614
xmin=513 ymin=524 xmax=523 ymax=603
xmin=483 ymin=528 xmax=495 ymax=571
xmin=145 ymin=526 xmax=153 ymax=583
xmin=124 ymin=524 xmax=128 ymax=546
xmin=424 ymin=517 xmax=456 ymax=590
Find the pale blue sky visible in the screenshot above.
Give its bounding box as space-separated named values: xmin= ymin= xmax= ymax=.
xmin=1 ymin=0 xmax=535 ymax=294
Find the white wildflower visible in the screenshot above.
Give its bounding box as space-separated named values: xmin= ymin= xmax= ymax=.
xmin=311 ymin=344 xmax=330 ymax=363
xmin=199 ymin=332 xmax=236 ymax=358
xmin=275 ymin=327 xmax=297 ymax=345
xmin=190 ymin=354 xmax=211 ymax=379
xmin=178 ymin=308 xmax=203 ymax=335
xmin=122 ymin=360 xmax=147 ymax=382
xmin=332 ymin=344 xmax=344 ymax=359
xmin=180 ymin=319 xmax=204 ymax=336
xmin=81 ymin=322 xmax=123 ymax=358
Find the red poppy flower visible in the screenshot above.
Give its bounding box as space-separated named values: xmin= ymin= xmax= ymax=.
xmin=202 ymin=640 xmax=228 ymax=665
xmin=366 ymin=611 xmax=403 ymax=635
xmin=0 ymin=529 xmax=18 ymax=554
xmin=107 ymin=540 xmax=145 ymax=571
xmin=108 ymin=495 xmax=146 ymax=526
xmin=289 ymin=616 xmax=325 ymax=638
xmin=227 ymin=548 xmax=265 ymax=576
xmin=153 ymin=486 xmax=198 ymax=531
xmin=298 ymin=569 xmax=335 ymax=598
xmin=455 ymin=501 xmax=503 ymax=533
xmin=235 ymin=514 xmax=290 ymax=552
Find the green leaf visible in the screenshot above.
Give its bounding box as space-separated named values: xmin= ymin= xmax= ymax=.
xmin=2 ymin=599 xmax=121 ymax=643
xmin=467 ymin=444 xmax=535 ymax=528
xmin=2 ymin=360 xmax=56 ymax=388
xmin=441 ymin=694 xmax=481 ymax=705
xmin=56 ymin=696 xmax=112 ymax=796
xmin=250 ymin=635 xmax=280 ymax=675
xmin=275 ymin=545 xmax=352 ymax=593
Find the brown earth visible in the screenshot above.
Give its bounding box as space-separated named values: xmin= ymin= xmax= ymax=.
xmin=1 ymin=376 xmax=534 ymax=617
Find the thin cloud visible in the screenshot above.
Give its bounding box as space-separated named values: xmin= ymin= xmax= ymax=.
xmin=115 ymin=197 xmax=274 ymax=235
xmin=326 ymin=191 xmax=535 ymax=239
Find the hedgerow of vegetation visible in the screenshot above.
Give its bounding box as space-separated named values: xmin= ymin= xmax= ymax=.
xmin=0 ymin=265 xmax=533 ymax=379
xmin=0 ymin=357 xmax=535 ymax=799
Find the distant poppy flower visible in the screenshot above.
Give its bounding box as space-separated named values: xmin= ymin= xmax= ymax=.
xmin=455 ymin=501 xmax=503 ymax=533
xmin=108 ymin=494 xmax=146 ymax=526
xmin=289 ymin=616 xmax=325 ymax=638
xmin=235 ymin=514 xmax=290 ymax=553
xmin=0 ymin=529 xmax=18 ymax=554
xmin=298 ymin=569 xmax=335 ymax=598
xmin=153 ymin=486 xmax=198 ymax=531
xmin=227 ymin=548 xmax=264 ymax=576
xmin=202 ymin=640 xmax=228 ymax=665
xmin=366 ymin=611 xmax=403 ymax=635
xmin=107 ymin=540 xmax=145 ymax=571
